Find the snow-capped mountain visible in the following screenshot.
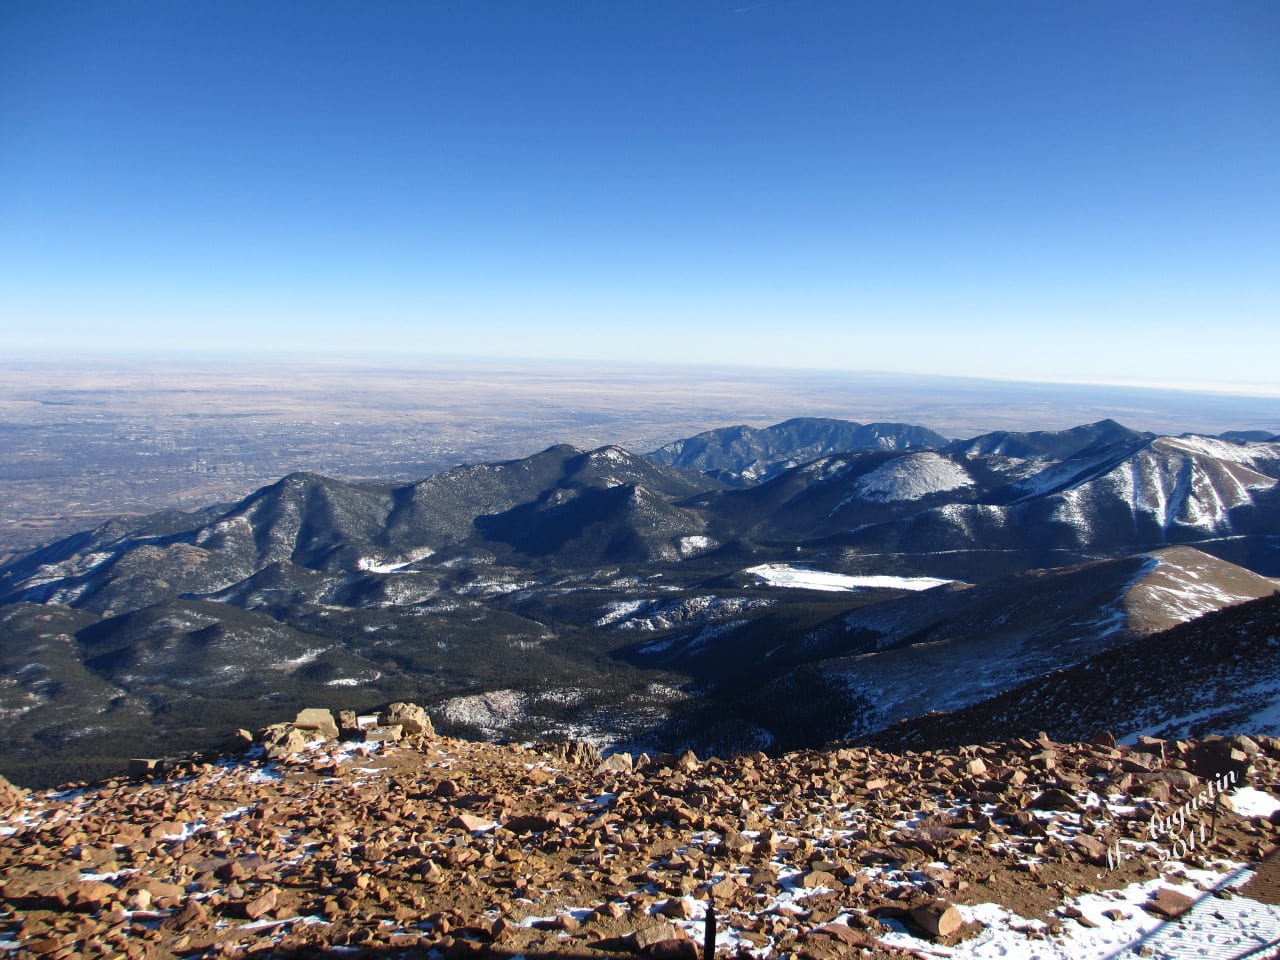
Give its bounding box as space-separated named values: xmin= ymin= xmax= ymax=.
xmin=1 ymin=419 xmax=1278 ymax=786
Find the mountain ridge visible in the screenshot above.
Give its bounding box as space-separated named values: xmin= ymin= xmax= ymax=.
xmin=2 ymin=416 xmax=1279 ymax=787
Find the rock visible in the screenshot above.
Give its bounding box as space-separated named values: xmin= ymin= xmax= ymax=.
xmin=448 ymin=814 xmax=492 ymax=832
xmin=379 ymin=702 xmax=434 ymax=737
xmin=1144 ymin=887 xmax=1196 ymax=920
xmin=293 ymin=708 xmax=339 ymax=741
xmin=597 ymin=752 xmax=634 ymax=774
xmin=504 ymin=811 xmax=575 ymax=833
xmin=800 ymin=870 xmax=838 ymax=889
xmin=1186 ymin=737 xmax=1255 ymax=782
xmin=1073 ymin=834 xmax=1109 ymax=865
xmin=162 ymin=899 xmax=211 ymax=932
xmin=71 ymin=880 xmax=119 ymax=909
xmin=645 ymin=939 xmax=699 ymax=960
xmin=0 ymin=773 xmax=27 ymax=812
xmin=1029 ymin=788 xmax=1081 ymax=812
xmin=710 ymin=877 xmax=739 ymax=900
xmin=259 ymin=722 xmax=309 ymax=758
xmin=659 ymin=898 xmax=696 ymax=920
xmin=909 ymin=900 xmax=963 ymax=939
xmin=962 ymin=758 xmax=988 ymax=777
xmin=719 ymin=830 xmax=754 ymax=855
xmin=245 ymin=887 xmax=279 ymax=920
xmin=361 ymin=724 xmax=403 ymax=744
xmin=144 ymin=880 xmax=187 ymax=907
xmin=127 ymin=758 xmax=166 ymax=780
xmin=1030 ymin=750 xmax=1057 ymax=771
xmin=632 ymin=921 xmax=685 ymax=952
xmin=547 ymin=740 xmax=602 ymax=766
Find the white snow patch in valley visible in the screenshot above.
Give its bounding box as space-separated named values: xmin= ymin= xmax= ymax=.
xmin=273 ymin=648 xmax=324 ymax=672
xmin=747 ymin=564 xmax=953 ymax=593
xmin=356 ymin=547 xmax=435 ymax=574
xmin=677 ymin=535 xmax=717 ymax=557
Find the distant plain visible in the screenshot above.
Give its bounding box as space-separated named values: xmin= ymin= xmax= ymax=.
xmin=3 ymin=354 xmax=1278 ymax=558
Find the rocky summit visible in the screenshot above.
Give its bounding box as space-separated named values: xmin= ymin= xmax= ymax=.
xmin=3 ymin=710 xmax=1280 ymax=959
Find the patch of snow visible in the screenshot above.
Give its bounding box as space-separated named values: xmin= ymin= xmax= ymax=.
xmin=356 ymin=546 xmax=435 ymax=574
xmin=677 ymin=535 xmax=717 ymax=558
xmin=747 ymin=564 xmax=953 ymax=593
xmin=1225 ymin=786 xmax=1280 ymax=819
xmin=273 ymin=648 xmax=324 ymax=672
xmin=871 ymin=864 xmax=1272 ymax=959
xmin=596 ymin=599 xmax=650 ymax=626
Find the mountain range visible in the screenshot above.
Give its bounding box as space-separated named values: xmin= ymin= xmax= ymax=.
xmin=1 ymin=417 xmax=1277 ymax=786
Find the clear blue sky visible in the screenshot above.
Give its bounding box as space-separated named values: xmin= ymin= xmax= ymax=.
xmin=2 ymin=1 xmax=1277 ymax=392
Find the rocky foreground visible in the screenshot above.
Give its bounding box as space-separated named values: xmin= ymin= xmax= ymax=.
xmin=2 ymin=709 xmax=1280 ymax=960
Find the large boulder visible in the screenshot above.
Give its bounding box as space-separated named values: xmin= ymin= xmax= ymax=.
xmin=545 ymin=740 xmax=602 ymax=767
xmin=259 ymin=723 xmax=310 ymax=759
xmin=293 ymin=708 xmax=339 ymax=741
xmin=0 ymin=773 xmax=27 ymax=813
xmin=378 ymin=702 xmax=434 ymax=737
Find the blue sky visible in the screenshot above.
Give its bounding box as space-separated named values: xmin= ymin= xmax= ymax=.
xmin=2 ymin=1 xmax=1277 ymax=392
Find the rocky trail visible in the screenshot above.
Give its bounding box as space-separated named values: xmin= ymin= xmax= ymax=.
xmin=3 ymin=709 xmax=1280 ymax=960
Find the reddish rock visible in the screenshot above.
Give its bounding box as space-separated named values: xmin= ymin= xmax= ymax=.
xmin=71 ymin=880 xmax=118 ymax=909
xmin=259 ymin=722 xmax=309 ymax=758
xmin=504 ymin=811 xmax=575 ymax=833
xmin=633 ymin=921 xmax=685 ymax=951
xmin=909 ymin=900 xmax=963 ymax=939
xmin=646 ymin=939 xmax=699 ymax=960
xmin=143 ymin=880 xmax=187 ymax=907
xmin=962 ymin=758 xmax=988 ymax=777
xmin=800 ymin=870 xmax=838 ymax=889
xmin=1144 ymin=887 xmax=1196 ymax=920
xmin=294 ymin=708 xmax=339 ymax=740
xmin=448 ymin=814 xmax=492 ymax=833
xmin=658 ymin=897 xmax=696 ymax=920
xmin=245 ymin=887 xmax=279 ymax=920
xmin=1073 ymin=834 xmax=1109 ymax=864
xmin=380 ymin=702 xmax=435 ymax=737
xmin=1029 ymin=789 xmax=1081 ymax=812
xmin=597 ymin=752 xmax=634 ymax=774
xmin=162 ymin=899 xmax=211 ymax=932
